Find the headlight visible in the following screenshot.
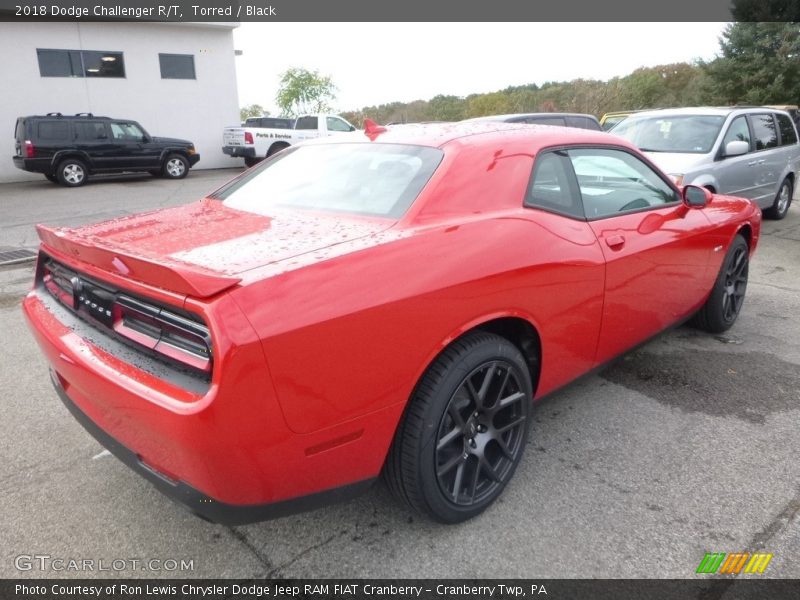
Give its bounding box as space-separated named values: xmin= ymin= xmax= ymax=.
xmin=187 ymin=146 xmax=196 ymax=155
xmin=669 ymin=173 xmax=684 ymax=186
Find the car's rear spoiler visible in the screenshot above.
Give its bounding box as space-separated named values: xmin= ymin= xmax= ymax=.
xmin=36 ymin=224 xmax=241 ymax=298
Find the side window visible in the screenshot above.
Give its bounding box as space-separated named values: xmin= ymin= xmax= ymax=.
xmin=74 ymin=121 xmax=108 ymax=141
xmin=326 ymin=117 xmax=352 ymax=132
xmin=295 ymin=116 xmax=318 ymax=130
xmin=567 ymin=148 xmax=678 ymax=219
xmin=109 ymin=122 xmax=144 ymax=141
xmin=776 ymin=113 xmax=798 ymax=145
xmin=566 ymin=116 xmax=601 ymax=130
xmin=527 ymin=117 xmax=567 ymax=127
xmin=37 ymin=121 xmax=70 ymax=141
xmin=750 ymin=114 xmax=778 ymax=150
xmin=722 ymin=116 xmax=751 ymax=150
xmin=525 ymin=150 xmax=583 ymax=218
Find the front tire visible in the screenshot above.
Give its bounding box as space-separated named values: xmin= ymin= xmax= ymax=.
xmin=162 ymin=154 xmax=189 ymax=179
xmin=764 ymin=177 xmax=793 ymax=220
xmin=384 ymin=332 xmax=532 ymax=523
xmin=691 ymin=234 xmax=749 ymax=333
xmin=55 ymin=158 xmax=88 ymax=187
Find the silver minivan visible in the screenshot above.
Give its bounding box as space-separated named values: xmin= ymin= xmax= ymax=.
xmin=610 ymin=107 xmax=800 ymax=219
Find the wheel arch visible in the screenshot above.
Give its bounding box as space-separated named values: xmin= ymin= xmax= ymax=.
xmin=736 ymin=223 xmax=753 ymax=249
xmin=52 ymin=151 xmax=92 ymax=171
xmin=411 ymin=312 xmax=543 ymax=406
xmin=473 ymin=317 xmax=542 ymax=396
xmin=267 ymin=141 xmax=291 ymax=157
xmin=158 ymin=148 xmax=191 ymax=163
xmin=687 ymin=173 xmax=718 ymax=193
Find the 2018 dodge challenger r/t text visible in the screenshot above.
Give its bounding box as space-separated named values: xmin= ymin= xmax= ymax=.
xmin=23 ymin=121 xmax=761 ymax=524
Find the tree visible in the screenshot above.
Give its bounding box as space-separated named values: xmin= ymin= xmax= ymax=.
xmin=240 ymin=104 xmax=267 ymax=122
xmin=428 ymin=95 xmax=467 ymax=121
xmin=732 ymin=0 xmax=800 ymax=21
xmin=465 ymin=92 xmax=514 ymax=118
xmin=275 ymin=67 xmax=337 ymax=117
xmin=703 ymin=22 xmax=800 ymax=104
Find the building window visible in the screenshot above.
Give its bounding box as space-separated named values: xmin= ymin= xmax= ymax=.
xmin=159 ymin=53 xmax=196 ymax=79
xmin=37 ymin=49 xmax=125 ymax=78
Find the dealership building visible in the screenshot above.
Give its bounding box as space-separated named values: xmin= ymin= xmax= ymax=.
xmin=0 ymin=21 xmax=241 ymax=183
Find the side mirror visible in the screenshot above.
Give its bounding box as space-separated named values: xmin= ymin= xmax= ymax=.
xmin=349 ymin=125 xmax=356 ymax=132
xmin=723 ymin=140 xmax=749 ymax=157
xmin=682 ymin=184 xmax=711 ymax=208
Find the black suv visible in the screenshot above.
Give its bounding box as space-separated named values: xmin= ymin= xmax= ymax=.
xmin=13 ymin=113 xmax=200 ymax=186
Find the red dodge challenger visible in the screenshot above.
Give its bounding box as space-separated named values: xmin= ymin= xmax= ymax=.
xmin=23 ymin=122 xmax=761 ymax=524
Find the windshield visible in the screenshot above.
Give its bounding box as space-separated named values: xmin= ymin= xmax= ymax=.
xmin=611 ymin=115 xmax=726 ymax=154
xmin=214 ymin=143 xmax=443 ymax=219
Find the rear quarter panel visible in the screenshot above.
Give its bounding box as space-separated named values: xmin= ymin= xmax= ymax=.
xmin=231 ymin=137 xmax=606 ymax=435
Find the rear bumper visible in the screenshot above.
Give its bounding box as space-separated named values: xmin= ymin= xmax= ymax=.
xmin=222 ymin=145 xmax=255 ymax=158
xmin=12 ymin=156 xmax=51 ymax=174
xmin=50 ymin=369 xmax=374 ymax=525
xmin=22 ymin=278 xmax=396 ymax=523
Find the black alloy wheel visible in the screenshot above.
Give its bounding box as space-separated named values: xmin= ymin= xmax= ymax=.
xmin=384 ymin=331 xmax=532 ymax=523
xmin=435 ymin=360 xmax=528 ymax=506
xmin=692 ymin=234 xmax=749 ymax=333
xmin=721 ymin=243 xmax=748 ymax=324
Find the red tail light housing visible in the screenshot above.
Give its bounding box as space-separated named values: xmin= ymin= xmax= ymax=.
xmin=42 ymin=258 xmax=212 ymax=375
xmin=244 ymin=131 xmax=254 ymax=145
xmin=25 ymin=140 xmax=35 ymax=158
xmin=113 ymin=296 xmax=212 ymax=373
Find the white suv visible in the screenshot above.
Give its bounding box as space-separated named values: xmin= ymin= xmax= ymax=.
xmin=610 ymin=106 xmax=800 ymax=219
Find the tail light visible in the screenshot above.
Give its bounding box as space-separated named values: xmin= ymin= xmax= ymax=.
xmin=25 ymin=140 xmax=35 ymax=158
xmin=41 ymin=258 xmax=212 ymax=374
xmin=114 ymin=296 xmax=212 ymax=373
xmin=244 ymin=131 xmax=254 ymax=145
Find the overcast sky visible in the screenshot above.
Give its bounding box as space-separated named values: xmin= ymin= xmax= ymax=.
xmin=233 ymin=22 xmax=729 ymax=115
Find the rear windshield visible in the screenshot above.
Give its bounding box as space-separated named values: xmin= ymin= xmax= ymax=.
xmin=214 ymin=143 xmax=444 ymax=219
xmin=611 ymin=115 xmax=726 ymax=154
xmin=246 ymin=118 xmax=293 ymax=129
xmin=14 ymin=119 xmax=25 ymax=140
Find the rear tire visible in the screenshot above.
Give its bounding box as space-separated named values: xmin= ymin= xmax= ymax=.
xmin=691 ymin=234 xmax=749 ymax=333
xmin=384 ymin=332 xmax=532 ymax=523
xmin=55 ymin=158 xmax=88 ymax=187
xmin=44 ymin=174 xmax=58 ymax=184
xmin=764 ymin=177 xmax=792 ymax=220
xmin=162 ymin=154 xmax=189 ymax=179
xmin=267 ymin=143 xmax=289 ymax=157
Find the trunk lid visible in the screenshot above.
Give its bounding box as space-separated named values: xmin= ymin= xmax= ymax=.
xmin=37 ymin=200 xmax=392 ymax=297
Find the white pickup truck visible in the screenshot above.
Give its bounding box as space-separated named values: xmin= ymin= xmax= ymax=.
xmin=222 ymin=113 xmax=358 ymax=167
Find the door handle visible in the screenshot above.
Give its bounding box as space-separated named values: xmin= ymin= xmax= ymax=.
xmin=605 ymin=234 xmax=625 ymax=249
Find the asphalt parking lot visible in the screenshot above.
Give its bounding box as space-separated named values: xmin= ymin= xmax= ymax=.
xmin=1 ymin=169 xmax=799 ymax=580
